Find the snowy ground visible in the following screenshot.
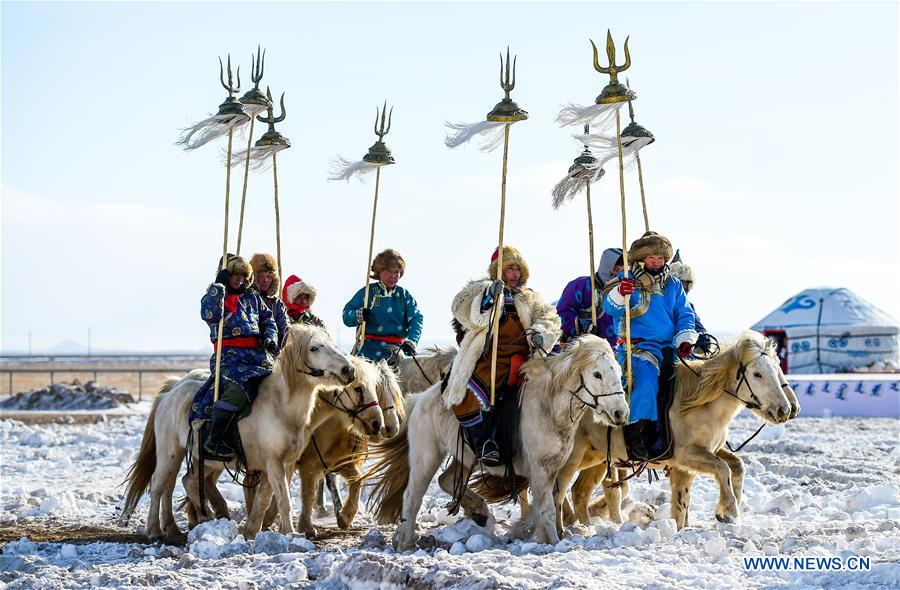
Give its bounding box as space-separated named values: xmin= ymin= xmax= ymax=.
xmin=1 ymin=414 xmax=898 ymax=589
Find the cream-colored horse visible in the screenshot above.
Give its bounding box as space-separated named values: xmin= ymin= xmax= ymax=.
xmin=290 ymin=358 xmax=406 ymax=535
xmin=120 ymin=325 xmax=356 ymax=543
xmin=363 ymin=335 xmax=630 ymax=550
xmin=396 ymin=346 xmax=457 ymax=394
xmin=557 ymin=331 xmax=801 ymax=530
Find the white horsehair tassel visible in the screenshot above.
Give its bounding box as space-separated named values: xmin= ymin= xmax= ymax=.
xmin=226 ymin=144 xmax=290 ymax=172
xmin=328 ymin=157 xmax=382 ymax=182
xmin=176 ymin=112 xmax=250 ymax=151
xmin=551 ymin=163 xmax=605 ymax=210
xmin=555 ymin=102 xmax=622 ymax=132
xmin=444 ymin=120 xmax=508 ymax=151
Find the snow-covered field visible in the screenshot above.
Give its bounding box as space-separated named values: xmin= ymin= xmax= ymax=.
xmin=1 ymin=414 xmax=898 ymax=589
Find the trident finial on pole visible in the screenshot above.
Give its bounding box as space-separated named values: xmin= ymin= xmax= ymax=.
xmin=590 ymin=31 xmax=636 ymax=104
xmin=219 ymin=55 xmax=241 ymax=97
xmin=374 ymin=101 xmax=393 ymax=142
xmin=500 ymin=46 xmax=517 ymax=100
xmin=251 ymin=45 xmax=265 ymax=90
xmin=258 ymin=87 xmax=286 ymax=127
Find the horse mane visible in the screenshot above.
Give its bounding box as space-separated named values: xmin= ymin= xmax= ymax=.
xmin=375 ymin=359 xmax=406 ymax=421
xmin=523 ymin=335 xmax=614 ymax=392
xmin=421 ymin=345 xmax=457 ymax=379
xmin=278 ymin=323 xmax=334 ymax=393
xmin=676 ymin=330 xmax=776 ymax=412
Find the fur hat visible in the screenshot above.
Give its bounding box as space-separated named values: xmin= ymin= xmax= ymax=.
xmin=628 ymin=231 xmax=673 ymax=263
xmin=488 ymin=245 xmax=530 ymax=286
xmin=218 ymin=254 xmax=253 ymax=283
xmin=371 ymin=249 xmax=406 ymax=278
xmin=669 ymin=261 xmax=695 ymax=288
xmin=250 ymin=253 xmax=280 ymax=297
xmin=283 ymin=275 xmax=317 ymax=307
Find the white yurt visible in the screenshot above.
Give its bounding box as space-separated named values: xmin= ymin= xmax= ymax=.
xmin=751 ymin=288 xmax=899 ymax=374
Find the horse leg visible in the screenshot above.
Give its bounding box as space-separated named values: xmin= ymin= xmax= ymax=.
xmin=181 ymin=467 xmax=213 ymax=528
xmin=715 ymin=447 xmax=746 ymax=507
xmin=337 ymin=463 xmax=362 ymax=529
xmin=573 ymin=464 xmax=605 ymax=525
xmin=243 ymin=476 xmax=273 ymax=539
xmin=527 ymin=464 xmax=560 ymax=546
xmin=518 ymin=489 xmax=530 ymax=521
xmin=266 ymin=460 xmax=295 ymax=535
xmin=296 ymin=462 xmax=320 ymax=538
xmin=148 ymin=454 xmax=181 ymax=541
xmin=554 ymin=458 xmax=583 ymax=537
xmin=677 ymin=446 xmax=739 ymax=523
xmin=437 ymin=460 xmax=490 ymax=527
xmin=394 ymin=434 xmax=443 ymax=552
xmin=669 ymin=467 xmax=695 ymax=530
xmin=203 ymin=470 xmax=230 ymax=520
xmin=316 ymin=478 xmax=329 ymax=518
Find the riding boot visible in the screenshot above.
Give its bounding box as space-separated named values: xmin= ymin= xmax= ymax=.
xmin=624 ymin=419 xmax=655 ymax=462
xmin=462 ymin=418 xmax=501 ymax=467
xmin=203 ymin=406 xmax=238 ymax=462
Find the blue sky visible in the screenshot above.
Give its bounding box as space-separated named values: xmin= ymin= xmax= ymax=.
xmin=2 ymin=1 xmax=898 ymax=352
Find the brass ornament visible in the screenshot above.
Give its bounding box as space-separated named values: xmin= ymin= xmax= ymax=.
xmin=239 ymin=45 xmax=271 ymax=111
xmin=255 ymin=87 xmax=290 ymax=147
xmin=591 ymin=31 xmax=637 ymax=104
xmin=621 ymin=79 xmax=655 ymax=144
xmin=216 ymin=55 xmax=246 ymax=117
xmin=363 ymin=101 xmax=395 ymax=165
xmin=486 ymin=47 xmax=528 ymax=122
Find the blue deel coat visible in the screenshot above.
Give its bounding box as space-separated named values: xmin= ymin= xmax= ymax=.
xmin=200 ymin=283 xmax=277 ymax=398
xmin=342 ymin=282 xmax=424 ymax=362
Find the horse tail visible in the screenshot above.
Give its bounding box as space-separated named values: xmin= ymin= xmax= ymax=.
xmin=120 ymin=378 xmax=176 ymax=525
xmin=469 ymin=472 xmax=530 ymax=504
xmin=358 ymin=409 xmax=413 ymax=524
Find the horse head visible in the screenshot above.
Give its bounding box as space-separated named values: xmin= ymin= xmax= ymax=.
xmin=374 ymin=359 xmax=405 ymax=439
xmin=687 ymin=331 xmax=795 ymax=424
xmin=319 ymin=355 xmax=384 ymax=437
xmin=548 ymin=334 xmax=629 ymax=427
xmin=280 ymin=324 xmax=356 ymax=389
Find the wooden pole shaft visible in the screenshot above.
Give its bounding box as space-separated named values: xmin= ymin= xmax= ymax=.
xmin=355 ymin=166 xmax=381 ymax=355
xmin=235 ymin=117 xmax=256 ymax=255
xmin=214 ymin=127 xmax=235 ymax=402
xmin=272 ymin=152 xmax=283 ymax=283
xmin=489 ymin=123 xmax=511 ymax=407
xmin=586 ymin=181 xmax=598 ymax=327
xmin=635 ymin=151 xmax=649 ymax=232
xmin=615 ymin=109 xmax=633 ymax=393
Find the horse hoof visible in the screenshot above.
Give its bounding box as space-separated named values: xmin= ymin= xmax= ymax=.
xmin=715 ymin=512 xmax=735 ymax=524
xmin=300 ymin=526 xmax=318 ymax=539
xmin=337 ymin=515 xmax=351 ymax=529
xmin=163 ymin=530 xmax=188 ymax=546
xmin=473 ymin=513 xmax=489 ymax=528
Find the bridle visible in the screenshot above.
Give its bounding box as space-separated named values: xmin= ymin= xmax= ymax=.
xmin=318 ymin=384 xmax=380 ymax=426
xmin=568 ymin=374 xmax=626 ymax=412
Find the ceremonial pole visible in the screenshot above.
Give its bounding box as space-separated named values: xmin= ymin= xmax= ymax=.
xmin=254 ymin=89 xmax=290 ymax=276
xmin=593 ymin=31 xmax=637 ymax=392
xmin=486 ymin=49 xmax=528 ymax=406
xmin=210 ymin=57 xmax=251 ymax=403
xmin=622 ymin=79 xmax=656 ymax=233
xmin=327 ymin=103 xmax=395 ymax=355
xmin=235 ymin=47 xmax=271 ymax=256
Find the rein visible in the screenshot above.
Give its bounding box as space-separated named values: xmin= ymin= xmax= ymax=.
xmin=318 ymin=388 xmax=379 ymax=426
xmin=298 ymin=361 xmax=326 ymax=378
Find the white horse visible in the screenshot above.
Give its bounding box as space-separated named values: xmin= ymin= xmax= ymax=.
xmin=364 ymin=335 xmax=630 ymax=550
xmin=120 ymin=325 xmax=356 ymax=543
xmin=558 ymin=331 xmax=801 ymax=530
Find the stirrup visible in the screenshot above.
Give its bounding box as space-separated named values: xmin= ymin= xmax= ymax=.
xmin=202 ymin=440 xmax=235 ymax=462
xmin=479 ymin=440 xmax=502 ymax=467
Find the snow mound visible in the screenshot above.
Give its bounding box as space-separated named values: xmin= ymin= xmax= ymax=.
xmin=845 ymin=483 xmax=900 ymax=513
xmin=0 ymin=380 xmax=135 ymax=411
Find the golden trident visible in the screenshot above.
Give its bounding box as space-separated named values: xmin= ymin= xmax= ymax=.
xmin=256 ymin=88 xmax=289 ymax=278
xmin=354 ymin=102 xmax=395 ymax=356
xmin=486 ymin=48 xmax=527 ymax=406
xmin=235 ymin=46 xmax=271 ymax=256
xmin=214 ymin=54 xmax=243 ymax=403
xmin=591 ymin=30 xmax=636 ymax=393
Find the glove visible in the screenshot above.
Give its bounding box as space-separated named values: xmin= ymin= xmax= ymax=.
xmin=215 ymin=268 xmax=231 ymax=286
xmin=265 ymin=340 xmax=279 ymax=357
xmin=401 ymin=340 xmax=417 ymax=356
xmin=677 ymin=342 xmax=693 ymax=359
xmin=618 ymin=278 xmax=635 ymax=296
xmin=356 ymin=308 xmax=372 ymax=325
xmin=588 ymin=323 xmax=603 ymax=337
xmin=530 ymin=332 xmax=545 ymax=351
xmin=489 ymin=280 xmax=505 ymax=299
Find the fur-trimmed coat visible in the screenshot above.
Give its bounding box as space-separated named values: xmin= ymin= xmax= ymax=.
xmin=443 ymin=279 xmax=562 ymax=409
